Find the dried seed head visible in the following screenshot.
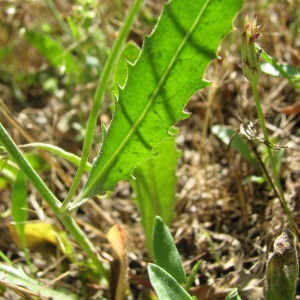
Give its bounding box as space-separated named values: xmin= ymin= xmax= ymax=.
xmin=241 ymin=15 xmax=263 ymax=83
xmin=243 ymin=15 xmax=263 ymax=42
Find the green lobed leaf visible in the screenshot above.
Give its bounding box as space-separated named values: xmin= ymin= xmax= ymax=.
xmin=148 ymin=263 xmax=192 ymax=300
xmin=132 ymin=137 xmax=180 ymax=258
xmin=79 ymin=0 xmax=244 ymax=200
xmin=153 ymin=216 xmax=185 ymax=284
xmin=112 ymin=41 xmax=141 ymax=96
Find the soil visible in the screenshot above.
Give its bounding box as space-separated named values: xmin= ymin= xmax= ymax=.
xmin=0 ymin=0 xmax=299 ymax=299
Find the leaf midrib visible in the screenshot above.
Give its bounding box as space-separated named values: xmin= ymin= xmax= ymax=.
xmin=79 ymin=0 xmax=211 ymax=200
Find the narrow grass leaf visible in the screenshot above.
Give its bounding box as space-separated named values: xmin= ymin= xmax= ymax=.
xmin=24 ymin=29 xmax=79 ymax=74
xmin=259 ymin=47 xmax=300 ymax=90
xmin=153 ymin=216 xmax=185 ymax=284
xmin=184 ymin=261 xmax=201 ymax=292
xmin=212 ymin=125 xmax=258 ymax=168
xmin=11 ymin=171 xmax=27 ymax=250
xmin=148 ymin=263 xmax=192 ymax=300
xmin=79 ymin=0 xmax=244 ymax=200
xmin=132 ymin=137 xmax=180 ymax=258
xmin=0 ymin=44 xmax=14 ymax=62
xmin=0 ymin=157 xmax=18 ymax=188
xmin=225 ymin=288 xmax=242 ymax=300
xmin=0 ymin=263 xmax=78 ymax=300
xmin=66 ymin=16 xmax=79 ymax=39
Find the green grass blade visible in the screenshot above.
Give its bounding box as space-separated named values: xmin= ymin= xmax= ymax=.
xmin=0 ymin=124 xmax=107 ymax=278
xmin=148 ymin=263 xmax=192 ymax=300
xmin=11 ymin=171 xmax=27 ymax=250
xmin=0 ymin=263 xmax=78 ymax=300
xmin=153 ymin=216 xmax=185 ymax=284
xmin=258 ymin=46 xmax=300 ymax=90
xmin=225 ymin=288 xmax=242 ymax=300
xmin=212 ymin=125 xmax=257 ymax=168
xmin=0 ymin=250 xmax=13 ymax=266
xmin=44 ymin=0 xmax=73 ymax=41
xmin=24 ymin=29 xmax=78 ymax=74
xmin=77 ymin=0 xmax=244 ymax=202
xmin=132 ymin=137 xmax=180 ymax=258
xmin=184 ymin=261 xmax=201 ymax=292
xmin=11 ymin=171 xmax=32 ymax=269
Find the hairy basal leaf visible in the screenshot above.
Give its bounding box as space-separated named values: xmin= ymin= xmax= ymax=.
xmin=79 ymin=0 xmax=243 ymax=199
xmin=148 ymin=263 xmax=192 ymax=300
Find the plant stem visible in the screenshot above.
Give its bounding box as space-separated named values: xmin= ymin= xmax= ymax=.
xmin=0 ymin=123 xmax=108 ymax=279
xmin=44 ymin=0 xmax=73 ymax=41
xmin=184 ymin=260 xmax=201 ymax=292
xmin=20 ymin=143 xmax=92 ymax=172
xmin=249 ymin=141 xmax=281 ymax=201
xmin=61 ymin=0 xmax=144 ymax=212
xmin=251 ymin=82 xmax=295 ymax=232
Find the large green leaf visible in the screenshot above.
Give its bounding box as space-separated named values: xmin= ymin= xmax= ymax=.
xmin=79 ymin=0 xmax=243 ymax=200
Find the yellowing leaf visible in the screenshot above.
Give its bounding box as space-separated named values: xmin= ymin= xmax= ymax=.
xmin=107 ymin=224 xmax=127 ymax=300
xmin=107 ymin=224 xmax=127 ymax=261
xmin=7 ymin=222 xmax=70 ymax=254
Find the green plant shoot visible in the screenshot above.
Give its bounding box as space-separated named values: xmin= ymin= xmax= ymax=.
xmin=265 ymin=228 xmax=299 ymax=300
